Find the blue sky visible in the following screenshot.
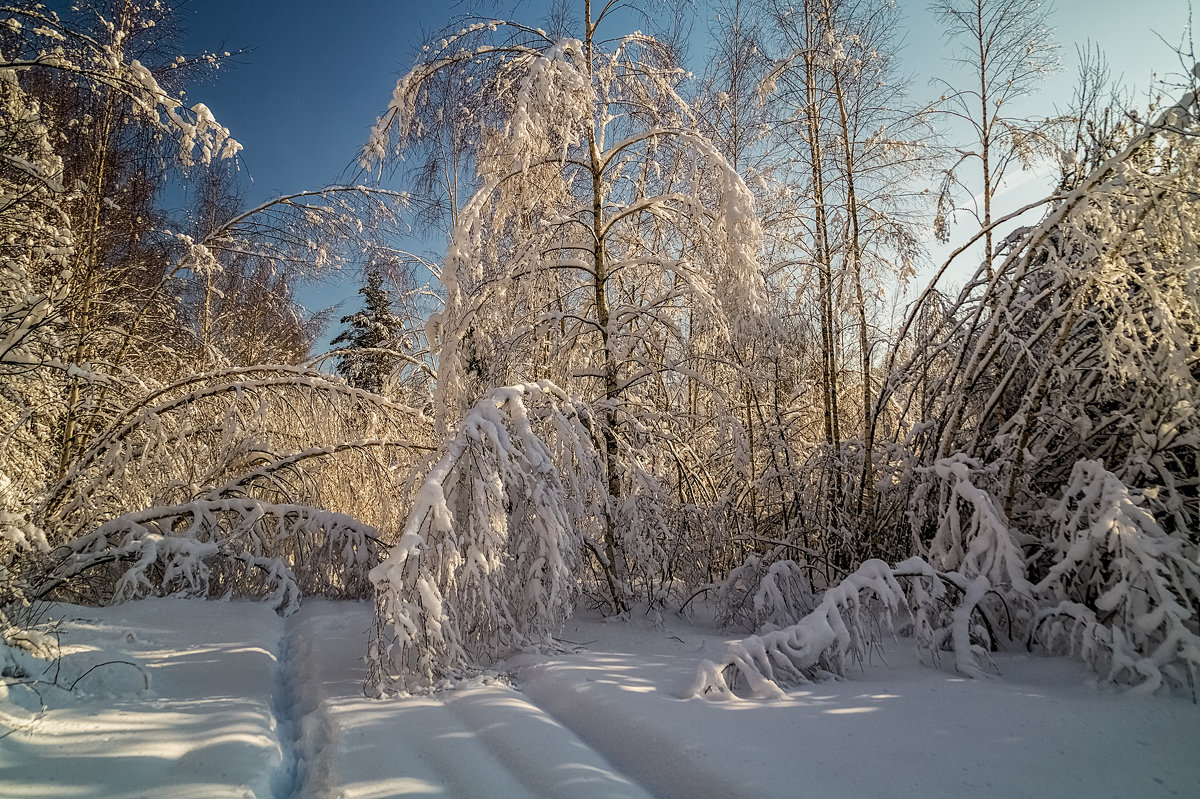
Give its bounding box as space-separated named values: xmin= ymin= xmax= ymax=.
xmin=169 ymin=0 xmax=1193 ymax=334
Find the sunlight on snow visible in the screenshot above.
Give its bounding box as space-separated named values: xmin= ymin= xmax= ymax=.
xmin=342 ymin=778 xmax=448 ymax=796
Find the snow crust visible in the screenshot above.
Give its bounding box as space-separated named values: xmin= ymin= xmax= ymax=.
xmin=3 ymin=598 xmax=1198 ymax=798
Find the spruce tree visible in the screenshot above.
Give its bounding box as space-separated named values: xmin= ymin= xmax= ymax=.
xmin=331 ymin=270 xmax=403 ymax=394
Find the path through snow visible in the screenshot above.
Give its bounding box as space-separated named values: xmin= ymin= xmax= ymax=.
xmin=285 ymin=600 xmax=652 ymax=798
xmin=2 ymin=598 xmax=1199 ymax=798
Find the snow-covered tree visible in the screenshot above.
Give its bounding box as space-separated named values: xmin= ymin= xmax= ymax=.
xmin=331 ymin=266 xmax=406 ymax=393
xmin=1 ymin=3 xmax=436 ymax=638
xmin=367 ymin=382 xmax=595 ymax=693
xmin=1 ymin=0 xmax=243 ymax=630
xmin=865 ymin=67 xmax=1200 ymax=691
xmin=0 ymin=58 xmax=62 ymax=627
xmin=366 ymin=3 xmax=767 ymax=610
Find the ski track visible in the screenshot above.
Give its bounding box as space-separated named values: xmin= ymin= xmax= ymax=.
xmin=272 ymin=612 xmax=300 ymax=799
xmin=280 ymin=599 xmax=657 ymax=799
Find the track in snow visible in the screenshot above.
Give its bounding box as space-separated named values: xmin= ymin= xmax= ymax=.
xmin=280 ymin=599 xmax=656 ymax=799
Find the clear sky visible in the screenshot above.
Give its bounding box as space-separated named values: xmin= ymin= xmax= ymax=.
xmin=161 ymin=0 xmax=1194 ymax=330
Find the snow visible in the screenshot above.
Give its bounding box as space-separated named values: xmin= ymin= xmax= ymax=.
xmin=3 ymin=597 xmax=1199 ymax=798
xmin=0 ymin=599 xmax=285 ymax=798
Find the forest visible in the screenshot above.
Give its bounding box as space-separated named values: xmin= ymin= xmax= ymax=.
xmin=1 ymin=0 xmax=1198 ymax=703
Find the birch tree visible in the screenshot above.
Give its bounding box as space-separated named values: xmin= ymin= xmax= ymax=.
xmin=366 ymin=2 xmax=766 ymax=609
xmin=932 ymin=0 xmax=1061 ymax=278
xmin=1 ymin=0 xmax=241 ymax=623
xmin=741 ymin=0 xmax=929 ymax=568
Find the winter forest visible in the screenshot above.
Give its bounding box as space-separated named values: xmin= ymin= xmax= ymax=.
xmin=2 ymin=0 xmax=1200 ymax=779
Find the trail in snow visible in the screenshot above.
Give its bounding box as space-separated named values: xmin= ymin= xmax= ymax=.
xmin=0 ymin=598 xmax=659 ymax=798
xmin=273 ymin=611 xmax=300 ymax=799
xmin=284 ymin=599 xmax=654 ymax=799
xmin=517 ymin=611 xmax=1200 ymax=799
xmin=514 ymin=641 xmax=757 ymax=799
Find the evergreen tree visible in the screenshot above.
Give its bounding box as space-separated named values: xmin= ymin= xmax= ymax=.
xmin=331 ymin=269 xmax=404 ymax=394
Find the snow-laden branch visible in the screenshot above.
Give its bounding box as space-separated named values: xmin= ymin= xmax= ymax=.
xmin=367 ymin=382 xmax=597 ymax=694
xmin=687 ymin=559 xmax=906 ymax=699
xmin=46 ymin=499 xmax=383 ymax=614
xmin=2 ymin=6 xmax=241 ymax=167
xmin=1031 ymin=460 xmax=1200 ymax=693
xmin=687 ymin=554 xmax=1015 ymax=700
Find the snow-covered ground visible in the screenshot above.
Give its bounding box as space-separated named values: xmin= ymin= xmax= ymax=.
xmin=2 ymin=598 xmax=1198 ymax=798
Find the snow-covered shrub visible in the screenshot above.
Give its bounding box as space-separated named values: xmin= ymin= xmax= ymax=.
xmin=687 ymin=559 xmax=905 ymax=699
xmin=713 ymin=555 xmax=768 ymax=630
xmin=0 ymin=395 xmax=54 ymax=636
xmin=367 ymin=382 xmax=593 ymax=694
xmin=606 ymin=461 xmax=688 ymax=610
xmin=19 ymin=364 xmax=432 ymax=620
xmin=45 ymin=499 xmax=382 ymax=614
xmin=753 ymin=558 xmax=816 ymax=627
xmin=771 ymin=438 xmax=919 ymax=581
xmin=698 ymin=452 xmax=1035 ymax=700
xmin=9 ymin=363 xmax=429 ymax=628
xmin=715 ymin=555 xmax=815 ymax=632
xmin=858 ymin=441 xmax=921 ymax=562
xmin=691 ymin=553 xmax=1009 ymax=699
xmin=897 ymin=456 xmax=1032 ymax=673
xmin=789 ymin=443 xmax=857 ymax=564
xmin=0 ymin=521 xmax=51 ymax=652
xmin=891 ymin=556 xmax=997 ymax=679
xmin=1030 ymin=460 xmax=1200 ymax=692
